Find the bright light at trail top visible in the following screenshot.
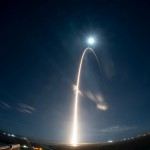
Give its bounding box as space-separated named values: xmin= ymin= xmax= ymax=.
xmin=87 ymin=37 xmax=95 ymax=45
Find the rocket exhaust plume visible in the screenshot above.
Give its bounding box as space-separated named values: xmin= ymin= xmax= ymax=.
xmin=71 ymin=47 xmax=102 ymax=146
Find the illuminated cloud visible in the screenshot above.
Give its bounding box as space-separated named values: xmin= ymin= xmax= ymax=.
xmin=72 ymin=85 xmax=108 ymax=111
xmin=97 ymin=104 xmax=108 ymax=111
xmin=84 ymin=91 xmax=108 ymax=111
xmin=18 ymin=103 xmax=36 ymax=114
xmin=72 ymin=84 xmax=82 ymax=95
xmin=101 ymin=55 xmax=115 ymax=79
xmin=99 ymin=126 xmax=137 ymax=134
xmin=0 ymin=101 xmax=11 ymax=109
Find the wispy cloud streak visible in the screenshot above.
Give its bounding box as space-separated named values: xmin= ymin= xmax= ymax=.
xmin=72 ymin=84 xmax=108 ymax=111
xmin=18 ymin=103 xmax=36 ymax=114
xmin=99 ymin=126 xmax=137 ymax=134
xmin=84 ymin=91 xmax=108 ymax=111
xmin=0 ymin=101 xmax=11 ymax=109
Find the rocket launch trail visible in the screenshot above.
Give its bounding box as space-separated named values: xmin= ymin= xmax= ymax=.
xmin=71 ymin=47 xmax=101 ymax=146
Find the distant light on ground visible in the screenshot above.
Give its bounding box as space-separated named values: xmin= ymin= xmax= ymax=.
xmin=22 ymin=145 xmax=28 ymax=148
xmin=11 ymin=134 xmax=15 ymax=137
xmin=108 ymin=140 xmax=113 ymax=143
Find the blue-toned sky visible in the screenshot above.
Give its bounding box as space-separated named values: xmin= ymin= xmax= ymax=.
xmin=0 ymin=0 xmax=150 ymax=143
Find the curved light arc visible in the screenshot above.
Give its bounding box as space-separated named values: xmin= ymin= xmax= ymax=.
xmin=71 ymin=47 xmax=100 ymax=146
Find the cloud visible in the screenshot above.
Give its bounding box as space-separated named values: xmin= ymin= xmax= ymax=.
xmin=84 ymin=91 xmax=108 ymax=111
xmin=0 ymin=101 xmax=37 ymax=114
xmin=99 ymin=126 xmax=137 ymax=134
xmin=18 ymin=103 xmax=36 ymax=114
xmin=97 ymin=104 xmax=108 ymax=111
xmin=72 ymin=84 xmax=108 ymax=111
xmin=101 ymin=54 xmax=115 ymax=79
xmin=72 ymin=84 xmax=82 ymax=95
xmin=0 ymin=101 xmax=11 ymax=109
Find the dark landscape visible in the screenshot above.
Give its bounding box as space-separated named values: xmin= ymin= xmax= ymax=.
xmin=1 ymin=131 xmax=150 ymax=150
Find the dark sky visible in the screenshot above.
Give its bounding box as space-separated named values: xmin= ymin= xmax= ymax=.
xmin=0 ymin=0 xmax=150 ymax=143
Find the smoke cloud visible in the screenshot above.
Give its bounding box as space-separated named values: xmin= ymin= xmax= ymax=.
xmin=84 ymin=91 xmax=108 ymax=111
xmin=72 ymin=85 xmax=108 ymax=111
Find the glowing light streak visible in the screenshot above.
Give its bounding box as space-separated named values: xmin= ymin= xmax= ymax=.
xmin=71 ymin=47 xmax=101 ymax=146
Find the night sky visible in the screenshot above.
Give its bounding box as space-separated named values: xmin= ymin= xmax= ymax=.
xmin=0 ymin=0 xmax=150 ymax=143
